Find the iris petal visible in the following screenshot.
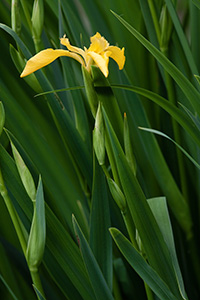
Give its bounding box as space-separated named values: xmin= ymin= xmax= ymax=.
xmin=107 ymin=46 xmax=125 ymax=70
xmin=87 ymin=51 xmax=111 ymax=77
xmin=60 ymin=37 xmax=86 ymax=61
xmin=88 ymin=32 xmax=109 ymax=53
xmin=20 ymin=49 xmax=84 ymax=77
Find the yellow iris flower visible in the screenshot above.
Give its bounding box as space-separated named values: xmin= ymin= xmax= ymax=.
xmin=20 ymin=32 xmax=125 ymax=78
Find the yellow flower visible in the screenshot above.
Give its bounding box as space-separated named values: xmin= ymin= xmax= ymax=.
xmin=20 ymin=32 xmax=125 ymax=78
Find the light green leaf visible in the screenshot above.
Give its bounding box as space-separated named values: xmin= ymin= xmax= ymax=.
xmin=148 ymin=197 xmax=188 ymax=300
xmin=110 ymin=228 xmax=179 ymax=300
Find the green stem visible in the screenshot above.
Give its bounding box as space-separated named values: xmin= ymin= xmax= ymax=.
xmin=163 ymin=50 xmax=188 ymax=201
xmin=0 ymin=169 xmax=27 ymax=255
xmin=147 ymin=0 xmax=161 ymax=44
xmin=0 ymin=169 xmax=46 ymax=298
xmin=30 ymin=269 xmax=45 ymax=299
xmin=122 ymin=207 xmax=138 ymax=250
xmin=19 ymin=0 xmax=32 ymax=31
xmin=33 ymin=37 xmax=43 ymax=53
xmin=105 ymin=132 xmax=121 ymax=187
xmin=144 ymin=283 xmax=154 ymax=300
xmin=187 ymin=235 xmax=200 ymax=287
xmin=113 ymin=271 xmax=123 ymax=300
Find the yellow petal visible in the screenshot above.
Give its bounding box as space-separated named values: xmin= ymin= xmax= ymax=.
xmin=107 ymin=46 xmax=125 ymax=70
xmin=20 ymin=49 xmax=84 ymax=77
xmin=60 ymin=37 xmax=86 ymax=60
xmin=88 ymin=32 xmax=109 ymax=53
xmin=88 ymin=51 xmax=110 ymax=77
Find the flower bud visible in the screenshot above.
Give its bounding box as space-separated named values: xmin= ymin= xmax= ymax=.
xmin=11 ymin=143 xmax=36 ymax=201
xmin=26 ymin=177 xmax=46 ymax=271
xmin=10 ymin=44 xmax=42 ymax=93
xmin=93 ymin=103 xmax=105 ymax=165
xmin=82 ymin=66 xmax=99 ymax=118
xmin=107 ymin=178 xmax=126 ymax=212
xmin=32 ymin=0 xmax=44 ymax=49
xmin=11 ymin=0 xmax=21 ymax=36
xmin=160 ymin=4 xmax=173 ymax=54
xmin=124 ymin=113 xmax=136 ymax=176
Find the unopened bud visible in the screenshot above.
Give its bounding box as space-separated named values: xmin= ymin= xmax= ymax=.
xmin=160 ymin=4 xmax=173 ymax=53
xmin=107 ymin=178 xmax=126 ymax=212
xmin=124 ymin=113 xmax=136 ymax=176
xmin=32 ymin=0 xmax=44 ymax=43
xmin=11 ymin=0 xmax=21 ymax=36
xmin=93 ymin=103 xmax=105 ymax=165
xmin=11 ymin=143 xmax=36 ymax=201
xmin=26 ymin=177 xmax=46 ymax=271
xmin=10 ymin=44 xmax=42 ymax=93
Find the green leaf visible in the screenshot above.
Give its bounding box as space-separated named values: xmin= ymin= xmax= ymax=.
xmin=34 ymin=86 xmax=84 ymax=97
xmin=111 ymin=11 xmax=200 ymax=115
xmin=26 ymin=177 xmax=46 ymax=270
xmin=0 ymin=24 xmax=93 ymax=190
xmin=164 ymin=0 xmax=199 ymax=75
xmin=72 ymin=215 xmax=114 ymax=300
xmin=139 ymin=127 xmax=200 ymax=170
xmin=124 ymin=112 xmax=136 ymax=175
xmin=179 ymin=102 xmax=200 ymax=131
xmin=0 ymin=145 xmax=95 ymax=300
xmin=89 ymin=156 xmax=112 ymax=288
xmin=102 ymin=107 xmax=182 ymax=298
xmin=111 ymin=84 xmax=200 ymax=149
xmin=147 ymin=197 xmax=188 ymax=300
xmin=110 ymin=228 xmax=179 ymax=300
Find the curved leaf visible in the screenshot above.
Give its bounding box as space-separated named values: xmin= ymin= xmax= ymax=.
xmin=110 ymin=228 xmax=179 ymax=300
